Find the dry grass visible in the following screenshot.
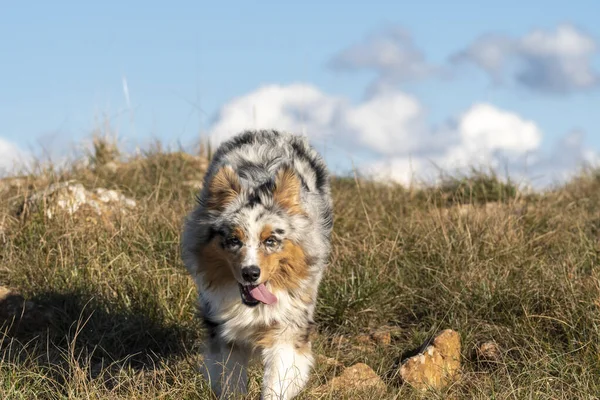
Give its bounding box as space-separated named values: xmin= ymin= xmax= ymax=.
xmin=1 ymin=139 xmax=599 ymax=399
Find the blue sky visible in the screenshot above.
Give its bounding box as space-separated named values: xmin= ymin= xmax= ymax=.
xmin=1 ymin=0 xmax=599 ymax=185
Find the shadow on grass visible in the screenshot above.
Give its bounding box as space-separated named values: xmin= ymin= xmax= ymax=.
xmin=0 ymin=289 xmax=202 ymax=372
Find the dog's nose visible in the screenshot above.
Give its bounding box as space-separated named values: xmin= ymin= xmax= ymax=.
xmin=241 ymin=266 xmax=261 ymax=282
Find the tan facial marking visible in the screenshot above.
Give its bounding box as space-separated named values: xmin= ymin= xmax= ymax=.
xmin=258 ymin=239 xmax=308 ymax=291
xmin=260 ymin=224 xmax=273 ymax=242
xmin=232 ymin=226 xmax=246 ymax=242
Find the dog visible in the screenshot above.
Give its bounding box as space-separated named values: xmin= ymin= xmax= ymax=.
xmin=181 ymin=130 xmax=333 ymax=399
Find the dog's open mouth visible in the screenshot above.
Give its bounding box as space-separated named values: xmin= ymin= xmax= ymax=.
xmin=238 ymin=283 xmax=277 ymax=307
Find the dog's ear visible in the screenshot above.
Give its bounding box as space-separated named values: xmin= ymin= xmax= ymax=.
xmin=206 ymin=166 xmax=241 ymax=211
xmin=273 ymin=167 xmax=304 ymax=215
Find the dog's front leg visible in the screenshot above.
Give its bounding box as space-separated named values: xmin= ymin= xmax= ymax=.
xmin=202 ymin=339 xmax=250 ymax=399
xmin=261 ymin=342 xmax=313 ymax=400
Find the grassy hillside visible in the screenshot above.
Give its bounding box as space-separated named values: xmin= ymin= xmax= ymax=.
xmin=1 ymin=140 xmax=599 ymax=399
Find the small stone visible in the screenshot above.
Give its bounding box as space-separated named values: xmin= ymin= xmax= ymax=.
xmin=399 ymin=329 xmax=461 ymax=391
xmin=313 ymin=363 xmax=386 ymax=395
xmin=476 ymin=341 xmax=501 ymax=362
xmin=372 ymin=330 xmax=392 ymax=346
xmin=354 ymin=327 xmax=395 ymax=347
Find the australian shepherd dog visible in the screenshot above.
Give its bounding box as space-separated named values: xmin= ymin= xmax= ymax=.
xmin=181 ymin=130 xmax=333 ymax=399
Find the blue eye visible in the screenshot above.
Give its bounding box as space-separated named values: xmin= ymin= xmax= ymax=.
xmin=264 ymin=237 xmax=279 ymax=247
xmin=226 ymin=236 xmax=242 ymax=247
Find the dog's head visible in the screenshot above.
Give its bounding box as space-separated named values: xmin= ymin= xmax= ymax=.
xmin=201 ymin=165 xmax=309 ymax=307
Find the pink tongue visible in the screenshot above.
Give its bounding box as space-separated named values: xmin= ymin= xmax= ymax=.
xmin=249 ymin=284 xmax=277 ymax=305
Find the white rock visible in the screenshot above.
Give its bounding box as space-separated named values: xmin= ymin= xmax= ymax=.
xmin=24 ymin=181 xmax=136 ymax=219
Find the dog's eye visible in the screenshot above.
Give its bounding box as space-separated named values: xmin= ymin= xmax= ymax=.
xmin=225 ymin=236 xmax=242 ymax=248
xmin=264 ymin=237 xmax=279 ymax=248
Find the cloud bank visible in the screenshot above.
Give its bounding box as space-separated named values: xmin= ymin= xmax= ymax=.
xmin=206 ymin=82 xmax=593 ymax=187
xmin=206 ymin=23 xmax=599 ymax=187
xmin=452 ymin=24 xmax=599 ymax=94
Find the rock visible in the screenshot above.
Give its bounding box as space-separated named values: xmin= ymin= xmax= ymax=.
xmin=0 ymin=286 xmax=53 ymax=333
xmin=21 ymin=181 xmax=136 ymax=220
xmin=356 ymin=327 xmax=395 ymax=346
xmin=313 ymin=363 xmax=386 ymax=395
xmin=372 ymin=329 xmax=392 ymax=346
xmin=476 ymin=341 xmax=501 ymax=362
xmin=399 ymin=329 xmax=461 ymax=391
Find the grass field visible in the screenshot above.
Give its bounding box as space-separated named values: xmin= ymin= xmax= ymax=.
xmin=1 ymin=139 xmax=599 ymax=399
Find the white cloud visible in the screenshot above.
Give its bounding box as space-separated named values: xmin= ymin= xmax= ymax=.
xmin=361 ymin=103 xmax=544 ymax=185
xmin=453 ymin=103 xmax=542 ymax=158
xmin=207 ymin=84 xmax=448 ymax=160
xmin=206 ymin=83 xmax=587 ymax=187
xmin=329 ymin=27 xmax=437 ymax=91
xmin=0 ymin=138 xmax=27 ymax=176
xmin=342 ymin=90 xmax=429 ymax=156
xmin=207 ymin=84 xmax=346 ymax=145
xmin=452 ymin=24 xmax=599 ymax=94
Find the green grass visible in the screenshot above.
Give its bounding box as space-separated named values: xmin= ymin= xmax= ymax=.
xmin=1 ymin=140 xmax=600 ymax=399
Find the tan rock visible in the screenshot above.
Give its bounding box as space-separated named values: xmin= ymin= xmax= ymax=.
xmin=400 ymin=329 xmax=461 ymax=391
xmin=313 ymin=363 xmax=386 ymax=395
xmin=354 ymin=327 xmax=394 ymax=347
xmin=372 ymin=329 xmax=392 ymax=346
